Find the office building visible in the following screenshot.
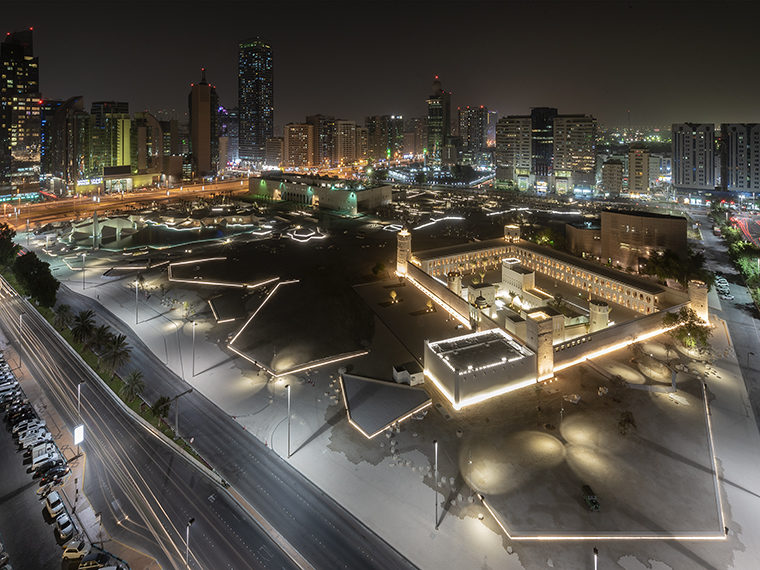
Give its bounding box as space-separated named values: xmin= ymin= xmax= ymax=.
xmin=530 ymin=107 xmax=558 ymax=182
xmin=90 ymin=101 xmax=131 ymax=174
xmin=218 ymin=106 xmax=239 ymax=164
xmin=0 ymin=29 xmax=41 ymax=186
xmin=495 ymin=115 xmax=531 ymax=187
xmin=265 ymin=137 xmax=283 ymax=168
xmin=188 ymin=68 xmax=219 ymax=177
xmin=403 ymin=117 xmax=425 ymax=156
xmin=628 ymin=145 xmax=650 ymax=195
xmin=458 ymin=105 xmax=488 ymax=154
xmin=486 ymin=110 xmax=498 ymax=147
xmin=720 ymin=123 xmax=760 ymax=192
xmin=426 ymin=76 xmax=451 ymax=163
xmin=601 ymin=159 xmax=623 ymax=196
xmin=284 ymin=123 xmax=316 ymax=168
xmin=306 ymin=114 xmax=335 ymax=166
xmin=40 ymin=99 xmax=63 ymax=176
xmin=552 ymin=114 xmax=596 ymax=191
xmin=672 ymin=123 xmax=715 ymax=191
xmin=238 ymin=37 xmax=273 ymax=163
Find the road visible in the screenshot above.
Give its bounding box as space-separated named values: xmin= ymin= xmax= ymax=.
xmin=692 ymin=208 xmax=760 ymax=423
xmin=53 ymin=283 xmax=417 ymax=570
xmin=6 ymin=178 xmax=251 ymax=231
xmin=0 ymin=284 xmax=298 ymax=569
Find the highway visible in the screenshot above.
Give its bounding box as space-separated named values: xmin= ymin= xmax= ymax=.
xmin=57 ymin=283 xmax=417 ymax=570
xmin=5 ymin=178 xmax=252 ymax=231
xmin=0 ymin=282 xmax=298 ymax=569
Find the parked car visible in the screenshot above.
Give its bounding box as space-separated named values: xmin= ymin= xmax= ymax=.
xmin=35 ymin=458 xmax=64 ymax=476
xmin=582 ymin=485 xmax=600 ymax=511
xmin=56 ymin=513 xmax=74 ymax=540
xmin=7 ymin=409 xmax=36 ymax=426
xmin=46 ymin=491 xmax=64 ymax=518
xmin=21 ymin=432 xmax=53 ymax=450
xmin=720 ymin=294 xmax=735 ymax=301
xmin=12 ymin=418 xmax=44 ymax=435
xmin=41 ymin=465 xmax=70 ymax=484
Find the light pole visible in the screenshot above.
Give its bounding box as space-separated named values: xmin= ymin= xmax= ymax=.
xmin=134 ymin=280 xmax=139 ymax=324
xmin=434 ymin=439 xmax=439 ymax=530
xmin=81 ymin=253 xmax=86 ymax=290
xmin=185 ymin=517 xmax=194 ymax=566
xmin=77 ymin=381 xmax=83 ymax=417
xmin=191 ymin=321 xmax=196 ymax=377
xmin=593 ymin=547 xmax=598 ymax=570
xmin=748 ymin=351 xmax=755 ymax=368
xmin=286 ymin=384 xmax=291 ymax=458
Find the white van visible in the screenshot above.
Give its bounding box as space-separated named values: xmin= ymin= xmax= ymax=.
xmin=32 ymin=450 xmax=60 ymax=470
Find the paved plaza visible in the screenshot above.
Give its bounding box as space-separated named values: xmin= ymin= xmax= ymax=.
xmin=25 ymin=221 xmax=760 ymax=569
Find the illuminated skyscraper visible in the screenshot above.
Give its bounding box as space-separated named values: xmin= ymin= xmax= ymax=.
xmin=188 ymin=68 xmax=219 ymax=177
xmin=284 ymin=123 xmax=315 ymax=168
xmin=627 ymin=144 xmax=650 ymax=195
xmin=458 ymin=105 xmax=488 ymax=153
xmin=530 ymin=107 xmax=558 ymax=180
xmin=553 ymin=114 xmax=596 ymax=190
xmin=426 ymin=76 xmax=451 ymax=163
xmin=238 ymin=37 xmax=273 ymax=164
xmin=672 ymin=123 xmax=715 ymax=191
xmin=90 ymin=101 xmax=130 ymax=173
xmin=0 ymin=29 xmax=41 ymax=187
xmin=306 ymin=114 xmax=335 ymax=166
xmin=719 ymin=123 xmax=760 ymax=192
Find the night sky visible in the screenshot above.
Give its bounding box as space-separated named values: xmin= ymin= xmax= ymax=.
xmin=5 ymin=0 xmax=759 ymax=131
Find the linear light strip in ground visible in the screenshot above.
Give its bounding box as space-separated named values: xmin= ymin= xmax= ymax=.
xmin=403 ymin=272 xmax=471 ymax=328
xmin=479 ymin=495 xmax=726 ymax=541
xmin=702 ymin=381 xmax=728 ymax=533
xmin=228 ymin=279 xmax=296 ymax=345
xmin=423 ymin=368 xmax=539 ymax=411
xmin=273 ymin=351 xmax=369 ymax=378
xmin=228 ymin=345 xmax=276 ymax=376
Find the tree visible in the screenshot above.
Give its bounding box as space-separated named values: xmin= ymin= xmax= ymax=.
xmin=71 ymin=310 xmax=95 ymax=346
xmin=91 ymin=324 xmax=113 ymax=354
xmin=120 ymin=370 xmax=145 ymax=403
xmin=389 ymin=290 xmax=397 ymax=303
xmin=662 ymin=306 xmax=712 ymax=350
xmin=54 ymin=304 xmax=73 ymax=330
xmin=371 ymin=262 xmax=385 ymax=277
xmin=0 ymin=223 xmax=19 ymax=267
xmin=105 ymin=333 xmax=131 ymax=376
xmin=151 ymin=395 xmax=171 ymax=423
xmin=12 ymin=251 xmax=60 ymax=307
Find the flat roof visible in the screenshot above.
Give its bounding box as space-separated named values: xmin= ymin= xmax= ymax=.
xmin=602 ymin=209 xmax=687 ymax=221
xmin=517 ymin=241 xmax=664 ymax=295
xmin=414 ymin=237 xmax=507 ymax=261
xmin=429 ymin=329 xmax=533 ymax=371
xmin=504 ymin=263 xmax=533 ymax=275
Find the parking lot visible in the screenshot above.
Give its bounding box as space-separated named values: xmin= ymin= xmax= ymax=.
xmin=0 ymin=396 xmax=62 ymax=569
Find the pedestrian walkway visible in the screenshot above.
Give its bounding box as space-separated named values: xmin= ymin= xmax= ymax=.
xmin=0 ymin=337 xmax=159 ymax=570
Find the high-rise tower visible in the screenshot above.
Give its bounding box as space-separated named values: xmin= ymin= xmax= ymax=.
xmin=426 ymin=76 xmax=450 ymax=164
xmin=189 ymin=68 xmax=219 ymax=177
xmin=0 ymin=29 xmax=41 ymax=186
xmin=238 ymin=38 xmax=273 ymax=164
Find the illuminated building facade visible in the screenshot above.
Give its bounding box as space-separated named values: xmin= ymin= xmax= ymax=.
xmin=601 ymin=159 xmax=623 ymax=196
xmin=672 ymin=123 xmax=715 ymax=191
xmin=628 ymin=144 xmax=650 ymax=195
xmin=334 ymin=120 xmax=357 ymax=165
xmin=0 ymin=29 xmax=41 ymax=187
xmin=719 ymin=123 xmax=760 ymax=192
xmin=283 ymin=123 xmax=316 ymax=168
xmin=306 ymin=114 xmax=335 ymax=166
xmin=366 ymin=115 xmax=403 ymax=161
xmin=90 ymin=101 xmax=130 ymax=175
xmin=426 ymin=76 xmax=451 ymax=163
xmin=188 ymin=68 xmax=219 ymax=177
xmin=238 ymin=37 xmax=273 ymax=164
xmin=458 ymin=105 xmax=488 ymax=153
xmin=530 ymin=107 xmax=558 ymax=182
xmin=552 ymin=114 xmax=596 ymax=191
xmin=495 ymin=115 xmax=532 ymax=187
xmin=264 ymin=137 xmax=283 ymax=168
xmin=600 ymin=209 xmax=687 ymax=270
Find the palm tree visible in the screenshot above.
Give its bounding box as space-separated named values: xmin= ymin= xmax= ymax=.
xmin=105 ymin=334 xmax=131 ymax=376
xmin=91 ymin=324 xmax=113 ymax=354
xmin=151 ymin=395 xmax=171 ymax=424
xmin=54 ymin=304 xmax=73 ymax=330
xmin=71 ymin=310 xmax=95 ymax=345
xmin=120 ymin=370 xmax=145 ymax=403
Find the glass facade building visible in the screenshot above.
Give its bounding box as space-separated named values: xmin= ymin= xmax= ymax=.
xmin=238 ymin=38 xmax=273 ymax=164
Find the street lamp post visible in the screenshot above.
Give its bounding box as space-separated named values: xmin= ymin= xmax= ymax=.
xmin=434 ymin=439 xmax=439 ymax=530
xmin=191 ymin=321 xmax=196 ymax=377
xmin=748 ymin=351 xmax=755 ymax=368
xmin=134 ymin=280 xmax=139 ymax=324
xmin=286 ymin=384 xmax=291 ymax=458
xmin=185 ymin=517 xmax=194 ymax=566
xmin=593 ymin=547 xmax=598 ymax=570
xmin=81 ymin=253 xmax=86 ymax=290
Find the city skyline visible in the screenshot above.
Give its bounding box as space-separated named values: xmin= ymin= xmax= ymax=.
xmin=4 ymin=1 xmax=760 ymax=131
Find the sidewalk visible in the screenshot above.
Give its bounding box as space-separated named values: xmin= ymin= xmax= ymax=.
xmin=0 ymin=335 xmax=159 ymax=570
